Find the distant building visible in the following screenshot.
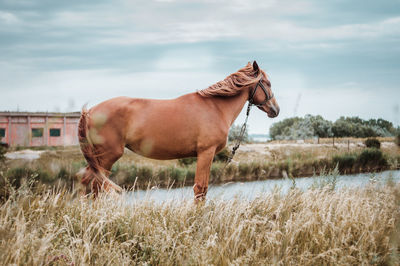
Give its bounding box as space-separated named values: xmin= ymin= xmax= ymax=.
xmin=0 ymin=111 xmax=81 ymax=147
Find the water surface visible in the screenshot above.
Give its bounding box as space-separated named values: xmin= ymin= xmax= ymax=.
xmin=127 ymin=170 xmax=400 ymax=203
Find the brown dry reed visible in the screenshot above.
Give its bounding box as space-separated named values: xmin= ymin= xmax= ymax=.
xmin=0 ymin=178 xmax=399 ymax=265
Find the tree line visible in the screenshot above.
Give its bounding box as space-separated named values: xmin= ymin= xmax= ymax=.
xmin=269 ymin=115 xmax=399 ymax=140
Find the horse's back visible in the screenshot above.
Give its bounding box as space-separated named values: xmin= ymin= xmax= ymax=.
xmin=87 ymin=94 xmax=228 ymax=160
xmin=124 ymin=94 xmax=204 ymax=158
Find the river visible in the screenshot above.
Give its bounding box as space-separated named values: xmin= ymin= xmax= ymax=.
xmin=127 ymin=170 xmax=400 ymax=203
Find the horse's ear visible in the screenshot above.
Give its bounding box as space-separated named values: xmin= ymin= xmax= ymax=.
xmin=253 ymin=61 xmax=259 ymax=73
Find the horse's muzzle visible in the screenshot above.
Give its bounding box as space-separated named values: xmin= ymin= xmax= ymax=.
xmin=267 ymin=105 xmax=280 ymax=118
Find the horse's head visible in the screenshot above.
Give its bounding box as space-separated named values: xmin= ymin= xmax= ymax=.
xmin=249 ymin=61 xmax=280 ymax=118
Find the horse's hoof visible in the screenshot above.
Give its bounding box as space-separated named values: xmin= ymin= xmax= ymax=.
xmin=194 ymin=193 xmax=206 ymax=204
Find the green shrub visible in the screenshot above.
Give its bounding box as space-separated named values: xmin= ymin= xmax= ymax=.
xmin=167 ymin=166 xmax=186 ymax=183
xmin=0 ymin=147 xmax=5 ymax=164
xmin=37 ymin=169 xmax=53 ymax=183
xmin=71 ymin=161 xmax=86 ymax=173
xmin=214 ymin=148 xmax=230 ymax=162
xmin=185 ymin=168 xmax=195 ymax=181
xmin=276 ymin=159 xmax=294 ymax=175
xmin=6 ymin=167 xmax=34 ymax=187
xmin=238 ymin=163 xmax=251 ymax=177
xmin=396 ymin=133 xmax=400 ymax=147
xmin=137 ymin=165 xmax=153 ymax=180
xmin=5 ymin=167 xmax=54 ymax=185
xmin=357 ymin=148 xmax=388 ymax=168
xmin=333 ymin=153 xmax=357 ymax=172
xmin=224 ymin=164 xmax=237 ymax=177
xmin=124 ymin=165 xmax=138 ymax=184
xmin=0 ymin=148 xmax=5 ymax=164
xmin=0 ymin=136 xmax=6 ymax=164
xmin=57 ymin=167 xmax=70 ymax=180
xmin=110 ymin=163 xmax=120 ymax=176
xmin=55 ymin=167 xmax=74 ymax=188
xmin=178 ymin=148 xmax=231 ymax=166
xmin=210 ymin=163 xmax=223 ymax=182
xmin=249 ymin=162 xmax=262 ymax=177
xmin=178 ymin=157 xmax=196 ymax=166
xmin=156 ymin=166 xmax=194 ymax=186
xmin=119 ymin=164 xmax=154 ymax=186
xmin=364 ymin=138 xmax=381 ymax=149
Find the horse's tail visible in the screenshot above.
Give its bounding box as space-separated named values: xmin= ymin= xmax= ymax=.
xmin=77 ymin=106 xmax=122 ymax=194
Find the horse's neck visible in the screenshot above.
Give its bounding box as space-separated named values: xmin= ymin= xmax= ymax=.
xmin=212 ymin=90 xmax=249 ymax=127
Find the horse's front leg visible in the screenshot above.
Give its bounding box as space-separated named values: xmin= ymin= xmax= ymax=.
xmin=193 ymin=147 xmax=216 ymax=202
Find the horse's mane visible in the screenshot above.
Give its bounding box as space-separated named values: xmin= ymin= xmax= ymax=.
xmin=197 ymin=62 xmax=266 ymax=97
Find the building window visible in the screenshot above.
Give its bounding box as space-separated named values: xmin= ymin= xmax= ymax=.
xmin=50 ymin=128 xmax=61 ymax=137
xmin=32 ymin=128 xmax=43 ymax=137
xmin=0 ymin=128 xmax=5 ymax=138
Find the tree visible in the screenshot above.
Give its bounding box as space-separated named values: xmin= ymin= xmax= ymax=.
xmin=332 ymin=117 xmax=361 ymax=137
xmin=269 ymin=117 xmax=302 ymax=140
xmin=228 ymin=124 xmax=250 ymax=143
xmin=306 ymin=115 xmax=333 ymax=138
xmin=331 ymin=116 xmax=391 ymax=138
xmin=288 ymin=118 xmax=314 ymax=139
xmin=269 ymin=115 xmax=333 ymax=140
xmin=270 ymin=115 xmax=396 ymax=140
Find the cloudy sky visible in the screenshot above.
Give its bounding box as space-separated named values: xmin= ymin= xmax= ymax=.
xmin=1 ymin=0 xmax=399 ymax=133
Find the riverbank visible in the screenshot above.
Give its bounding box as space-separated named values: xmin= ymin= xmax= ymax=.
xmin=1 ymin=138 xmax=399 ymax=190
xmin=0 ymin=178 xmax=399 ymax=265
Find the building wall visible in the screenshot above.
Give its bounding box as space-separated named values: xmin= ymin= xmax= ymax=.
xmin=0 ymin=112 xmax=81 ymax=147
xmin=65 ymin=117 xmax=80 ymax=145
xmin=47 ymin=117 xmax=63 ymax=146
xmin=31 ymin=117 xmax=45 ymax=146
xmin=0 ymin=116 xmax=8 ymax=144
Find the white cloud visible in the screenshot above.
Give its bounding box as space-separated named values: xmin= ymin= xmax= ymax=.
xmin=4 ymin=0 xmax=399 ymax=47
xmin=155 ymin=49 xmax=215 ymax=70
xmin=1 ymin=0 xmax=399 ymax=132
xmin=236 ymin=16 xmax=400 ymax=43
xmin=0 ymin=67 xmax=223 ymax=111
xmin=77 ymin=2 xmax=400 ymax=47
xmin=0 ymin=11 xmax=19 ymax=24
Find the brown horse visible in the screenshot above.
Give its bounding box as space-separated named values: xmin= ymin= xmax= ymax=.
xmin=77 ymin=61 xmax=279 ymax=200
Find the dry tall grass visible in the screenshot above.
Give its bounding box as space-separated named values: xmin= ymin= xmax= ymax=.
xmin=0 ymin=179 xmax=399 ymax=265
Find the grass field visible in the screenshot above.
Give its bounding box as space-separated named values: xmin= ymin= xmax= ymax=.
xmin=1 ymin=138 xmax=399 ymax=264
xmin=0 ymin=177 xmax=399 ymax=265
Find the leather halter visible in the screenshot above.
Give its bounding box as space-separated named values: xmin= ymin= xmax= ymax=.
xmin=226 ymin=78 xmax=274 ymax=164
xmin=248 ymin=79 xmax=274 ymax=107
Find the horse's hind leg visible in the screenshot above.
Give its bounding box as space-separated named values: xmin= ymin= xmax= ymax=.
xmin=78 ymin=107 xmax=126 ymax=195
xmin=193 ymin=147 xmax=216 ymax=202
xmin=96 ymin=144 xmax=125 ymax=192
xmin=79 ymin=143 xmax=124 ymax=195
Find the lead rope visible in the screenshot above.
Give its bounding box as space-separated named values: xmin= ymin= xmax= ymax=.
xmin=226 ymin=102 xmax=253 ymax=165
xmin=195 ymin=102 xmax=253 ymax=201
xmin=194 ymin=102 xmax=253 ymax=201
